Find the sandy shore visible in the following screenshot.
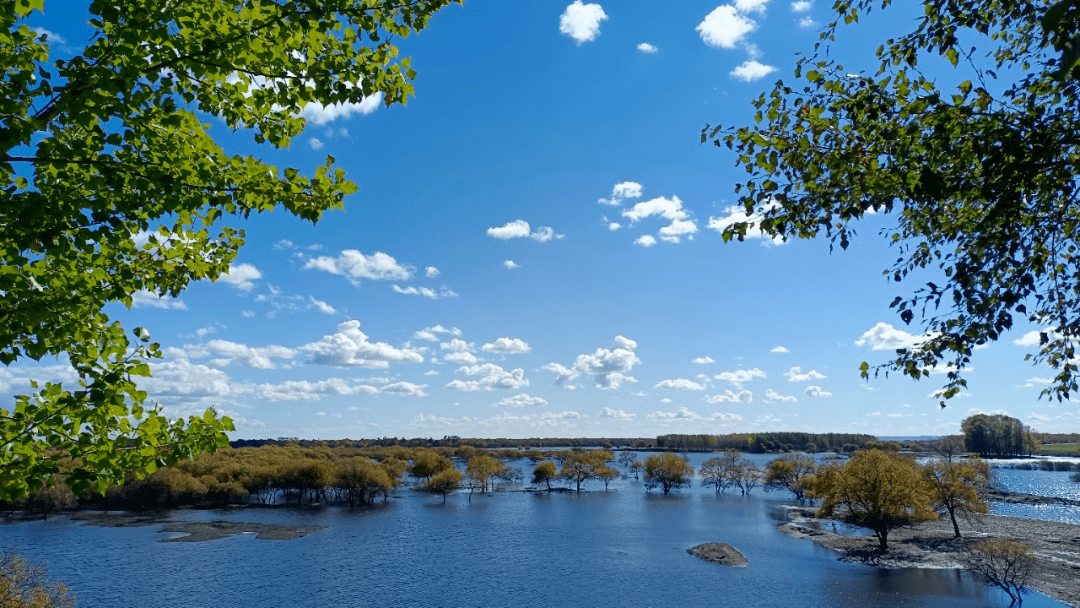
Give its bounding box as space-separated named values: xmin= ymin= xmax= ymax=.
xmin=67 ymin=512 xmax=324 ymax=542
xmin=780 ymin=507 xmax=1080 ymax=607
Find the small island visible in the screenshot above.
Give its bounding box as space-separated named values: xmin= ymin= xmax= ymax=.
xmin=688 ymin=542 xmax=748 ymax=567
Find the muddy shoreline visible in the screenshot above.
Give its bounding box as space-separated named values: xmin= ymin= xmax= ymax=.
xmin=780 ymin=507 xmax=1080 ymax=607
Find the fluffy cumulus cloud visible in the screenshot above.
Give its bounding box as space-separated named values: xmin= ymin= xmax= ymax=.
xmin=637 ymin=43 xmax=658 ymax=53
xmin=487 ymin=220 xmax=562 ymax=242
xmin=131 ymin=289 xmax=186 ymax=310
xmin=183 ymin=339 xmax=297 ymax=369
xmin=380 ymin=381 xmax=429 ymax=397
xmin=621 ymin=196 xmax=698 ymax=244
xmin=600 ymin=407 xmax=636 ymax=419
xmin=301 ymin=320 xmax=424 ymax=368
xmin=706 ymin=389 xmax=753 ymax=403
xmin=655 ymin=378 xmax=706 ymax=391
xmin=715 ymin=367 xmax=766 ymax=384
xmin=545 ymin=335 xmax=640 ymax=389
xmin=482 ymin=337 xmax=531 ymax=354
xmin=648 ymin=406 xmax=704 ymax=421
xmin=785 ymin=366 xmax=826 ymax=382
xmin=693 ymin=356 xmax=715 ymax=364
xmin=446 ymin=363 xmax=529 ymax=391
xmin=791 ymin=0 xmax=811 ymax=11
xmin=216 ymin=263 xmax=262 ymax=292
xmin=309 ymin=138 xmax=323 ymax=150
xmin=32 ymin=27 xmax=66 ymax=44
xmin=425 ymin=266 xmax=440 ymax=278
xmin=298 ymin=91 xmax=383 ymax=125
xmin=559 ymin=1 xmax=608 ymax=44
xmin=493 ymin=393 xmax=548 ymax=408
xmin=697 ymin=5 xmax=758 ymax=49
xmin=598 ymin=181 xmax=644 ymax=206
xmin=413 ymin=325 xmax=461 ymax=342
xmin=707 ymin=200 xmax=785 ymax=244
xmin=634 ymin=235 xmax=657 ymax=247
xmin=804 ymin=385 xmax=832 ymax=398
xmin=504 ymin=260 xmax=520 ymax=269
xmin=764 ymin=388 xmax=798 ymax=403
xmin=304 ymin=250 xmax=413 ymax=284
xmin=1014 ymin=329 xmax=1057 ymax=347
xmin=855 ymin=322 xmax=931 ymax=351
xmin=730 ymin=60 xmax=777 ymax=81
xmin=770 ymin=345 xmax=790 ymax=353
xmin=255 ymin=378 xmax=380 ymax=401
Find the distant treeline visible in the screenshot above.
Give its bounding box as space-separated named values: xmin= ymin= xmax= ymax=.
xmin=655 ymin=432 xmax=876 ymax=453
xmin=231 ymin=437 xmax=657 ymax=450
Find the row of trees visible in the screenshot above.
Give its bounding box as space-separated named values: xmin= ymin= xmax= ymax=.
xmin=962 ymin=414 xmax=1037 ymax=457
xmin=655 ymin=432 xmax=874 ymax=453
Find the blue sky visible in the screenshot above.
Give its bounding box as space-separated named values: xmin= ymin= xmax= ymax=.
xmin=16 ymin=0 xmax=1079 ymax=440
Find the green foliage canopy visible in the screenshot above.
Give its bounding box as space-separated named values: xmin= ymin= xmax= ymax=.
xmin=705 ymin=0 xmax=1080 ymax=401
xmin=0 ymin=0 xmax=456 ymax=501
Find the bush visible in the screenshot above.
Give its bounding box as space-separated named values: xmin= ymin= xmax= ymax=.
xmin=0 ymin=551 xmax=74 ymax=608
xmin=964 ymin=539 xmax=1035 ymax=605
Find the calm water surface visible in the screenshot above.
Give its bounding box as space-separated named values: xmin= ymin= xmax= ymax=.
xmin=1 ymin=454 xmax=1073 ymax=608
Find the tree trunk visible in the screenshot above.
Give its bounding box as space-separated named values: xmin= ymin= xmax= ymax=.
xmin=876 ymin=528 xmax=889 ymax=551
xmin=948 ymin=506 xmax=961 ymax=537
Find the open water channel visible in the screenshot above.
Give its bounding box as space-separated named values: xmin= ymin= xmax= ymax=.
xmin=2 ymin=452 xmax=1077 ymax=607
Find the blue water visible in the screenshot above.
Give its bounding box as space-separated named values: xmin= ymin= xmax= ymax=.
xmin=989 ymin=466 xmax=1080 ymax=524
xmin=0 ymin=454 xmax=1072 ymax=608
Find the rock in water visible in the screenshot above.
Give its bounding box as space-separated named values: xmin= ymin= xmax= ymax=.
xmin=688 ymin=542 xmax=748 ymax=567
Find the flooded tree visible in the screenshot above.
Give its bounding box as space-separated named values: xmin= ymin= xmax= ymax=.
xmin=809 ymin=449 xmax=935 ymax=551
xmin=642 ymin=454 xmax=693 ymax=494
xmin=964 ymin=539 xmax=1036 ymax=606
xmin=764 ymin=454 xmax=816 ymax=500
xmin=422 ymin=469 xmax=463 ymax=504
xmin=532 ymin=461 xmax=558 ymax=490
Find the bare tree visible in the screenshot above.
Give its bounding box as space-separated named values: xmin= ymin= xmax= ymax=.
xmin=964 ymin=539 xmax=1036 ymax=606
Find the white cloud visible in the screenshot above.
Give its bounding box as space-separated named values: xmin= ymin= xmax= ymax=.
xmin=770 ymin=345 xmax=789 ymax=353
xmin=493 ymin=393 xmax=548 ymax=408
xmin=301 ymin=320 xmax=425 ymax=368
xmin=217 ymin=263 xmax=262 ymax=292
xmin=441 ymin=338 xmax=475 ymax=353
xmin=608 ymin=222 xmax=621 ymax=231
xmin=413 ymin=325 xmax=462 ymax=342
xmin=392 ymin=285 xmax=457 ymax=299
xmin=504 ymin=260 xmax=521 ymax=269
xmin=715 ymin=367 xmax=766 ymax=384
xmin=547 ymin=335 xmax=641 ymax=389
xmin=309 ymin=138 xmax=324 ymax=150
xmin=131 ymin=289 xmax=186 ymax=310
xmin=380 ymin=381 xmax=429 ymax=397
xmin=425 ymin=266 xmax=440 ymax=278
xmin=791 ymin=0 xmax=811 ymax=11
xmin=600 ymin=407 xmax=636 ymax=419
xmin=31 ymin=27 xmax=66 ymax=44
xmin=730 ymin=60 xmax=777 ymax=82
xmin=764 ymin=388 xmax=798 ymax=403
xmin=655 ymin=378 xmax=706 ymax=391
xmin=443 ymin=351 xmax=478 ymax=365
xmin=598 ymin=181 xmax=644 ymax=206
xmin=487 ymin=220 xmax=562 ymax=242
xmin=697 ymin=5 xmax=758 ymax=49
xmin=804 ymin=385 xmax=832 ymax=398
xmin=635 ymin=235 xmax=657 ymax=247
xmin=188 ymin=339 xmax=297 ymax=369
xmin=308 ymin=296 xmax=337 ymax=315
xmin=622 ymin=196 xmax=689 ymax=222
xmin=637 ymin=43 xmax=658 ymax=53
xmin=693 ymin=356 xmax=715 ymax=364
xmin=1014 ymin=329 xmax=1057 ymax=347
xmin=559 ymin=1 xmax=608 ymax=44
xmin=736 ymin=0 xmax=771 ymax=12
xmin=707 ymin=200 xmax=786 ymax=244
xmin=648 ymin=406 xmax=703 ymax=421
xmin=304 ymin=250 xmax=413 ymax=284
xmin=482 ymin=337 xmax=531 ymax=354
xmin=298 ymin=91 xmax=383 ymax=125
xmin=273 ymin=239 xmax=295 ymax=250
xmin=706 ymin=389 xmax=753 ymax=403
xmin=797 ymin=16 xmax=816 ymax=28
xmin=255 ymin=378 xmax=379 ymax=401
xmin=785 ymin=366 xmax=826 ymax=382
xmin=855 ymin=322 xmax=931 ymax=351
xmin=446 ymin=363 xmax=529 ymax=391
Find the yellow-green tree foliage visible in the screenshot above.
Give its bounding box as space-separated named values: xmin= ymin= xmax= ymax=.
xmin=531 ymin=461 xmax=558 ymax=490
xmin=764 ymin=454 xmax=816 ymax=500
xmin=422 ymin=468 xmax=463 ymax=503
xmin=410 ymin=449 xmax=454 ymax=481
xmin=465 ymin=456 xmax=505 ymax=493
xmin=923 ymin=458 xmax=991 ymax=538
xmin=0 ymin=551 xmax=74 ymax=608
xmin=335 ymin=458 xmax=393 ymax=507
xmin=809 ymin=449 xmax=936 ymax=551
xmin=643 ymin=453 xmax=694 ymax=494
xmin=0 ymin=0 xmax=459 ymax=502
xmin=558 ymin=450 xmax=615 ymax=493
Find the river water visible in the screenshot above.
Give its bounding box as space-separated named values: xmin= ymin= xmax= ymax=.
xmin=1 ymin=453 xmax=1074 ymax=607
